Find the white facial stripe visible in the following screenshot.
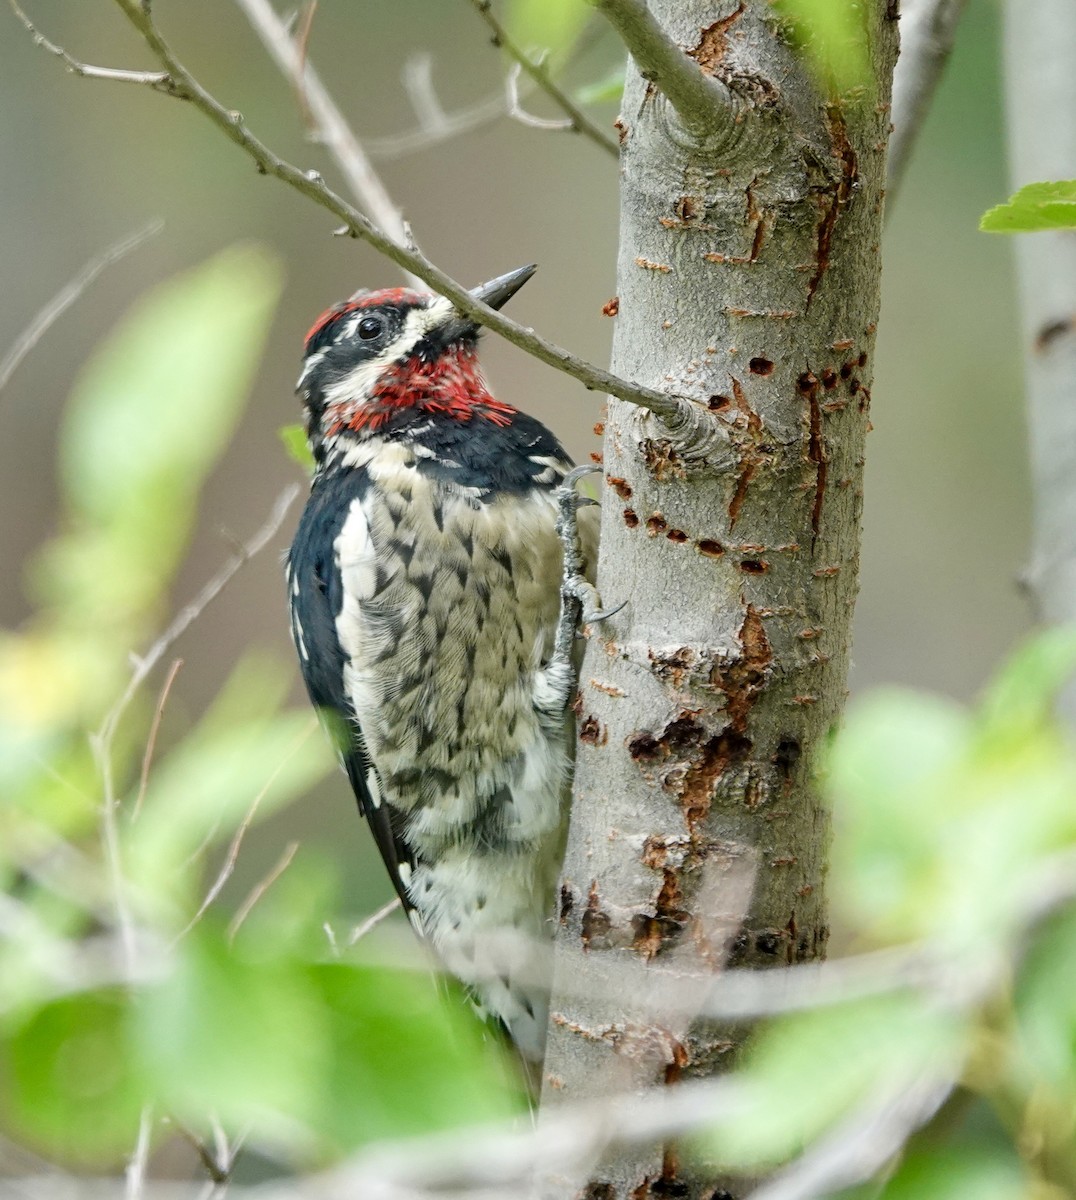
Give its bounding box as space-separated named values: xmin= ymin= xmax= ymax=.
xmin=316 ymin=297 xmax=463 ymax=414
xmin=407 ymin=295 xmax=454 ymax=338
xmin=322 ymin=355 xmax=394 ymax=412
xmin=297 ymin=348 xmax=326 ymax=389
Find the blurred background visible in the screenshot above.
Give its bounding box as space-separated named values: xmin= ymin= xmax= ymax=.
xmin=0 ymin=0 xmax=1027 ymax=917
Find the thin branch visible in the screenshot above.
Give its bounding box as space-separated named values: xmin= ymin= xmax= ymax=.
xmin=132 ymin=656 xmax=183 ymax=822
xmin=343 ymin=1075 xmax=747 ymax=1197
xmin=468 ymin=0 xmax=618 ymax=156
xmin=93 ymin=485 xmax=299 ymax=966
xmin=175 ymin=1119 xmax=232 ymax=1186
xmin=99 ymin=484 xmax=300 ymax=758
xmin=22 ymin=0 xmax=705 ymax=433
xmin=505 ymin=61 xmax=572 ymax=131
xmin=367 ymin=55 xmax=507 ymax=159
xmin=888 ymin=0 xmax=971 ymax=195
xmin=293 ymin=0 xmax=318 ymax=97
xmin=747 ymin=1074 xmax=958 ymax=1200
xmin=172 ymin=718 xmax=317 ymax=944
xmin=589 ymin=0 xmax=730 ymax=136
xmin=10 ymin=0 xmax=169 ymax=86
xmin=0 ymin=218 xmax=163 ymax=394
xmin=227 ymin=840 xmax=300 ymax=940
xmin=172 ymin=794 xmax=262 ymax=943
xmin=346 ymin=897 xmax=402 ymax=947
xmin=125 ymin=1106 xmax=154 ymax=1200
xmin=229 ymin=0 xmax=421 ymax=287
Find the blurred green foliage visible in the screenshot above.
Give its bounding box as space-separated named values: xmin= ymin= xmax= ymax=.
xmin=506 ymin=0 xmax=590 ymax=63
xmin=0 ymin=4 xmax=1072 ymax=1193
xmin=769 ymin=0 xmax=873 ymax=96
xmin=279 ymin=421 xmax=316 ymax=474
xmin=0 ymin=249 xmax=522 ymax=1176
xmin=691 ymin=631 xmax=1076 ymax=1195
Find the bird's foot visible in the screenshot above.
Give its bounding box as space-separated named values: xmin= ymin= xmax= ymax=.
xmin=536 ymin=466 xmax=624 ymax=721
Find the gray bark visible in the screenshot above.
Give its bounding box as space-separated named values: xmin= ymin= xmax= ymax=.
xmin=540 ymin=2 xmax=899 ymax=1196
xmin=1004 ymin=0 xmax=1076 ymax=626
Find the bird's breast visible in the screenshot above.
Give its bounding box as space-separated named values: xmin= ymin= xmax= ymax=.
xmin=332 ymin=443 xmax=565 ymax=831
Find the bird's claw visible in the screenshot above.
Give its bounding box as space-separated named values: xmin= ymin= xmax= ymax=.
xmin=533 ymin=465 xmax=625 ymax=723
xmin=584 ymin=598 xmax=627 ymax=625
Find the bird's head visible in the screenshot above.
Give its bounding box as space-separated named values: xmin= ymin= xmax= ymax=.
xmin=297 ymin=264 xmax=536 ymax=463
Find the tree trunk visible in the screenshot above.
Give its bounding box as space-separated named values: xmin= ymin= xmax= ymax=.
xmin=540 ymin=2 xmax=898 ymax=1195
xmin=1003 ymin=0 xmax=1076 ymax=629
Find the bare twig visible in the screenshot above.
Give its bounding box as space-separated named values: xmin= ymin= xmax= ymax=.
xmin=10 ymin=0 xmax=170 ymax=86
xmin=0 ymin=218 xmax=162 ymax=394
xmin=293 ymin=0 xmax=318 ymax=103
xmin=100 ymin=484 xmax=299 ymax=758
xmin=176 ymin=1119 xmax=232 ymax=1186
xmin=468 ymin=0 xmax=618 ymax=156
xmin=172 ymin=795 xmax=263 ymax=943
xmin=344 ymin=1075 xmax=747 ymax=1197
xmin=589 ymin=0 xmax=730 ymax=137
xmin=173 ymin=717 xmax=317 ymax=944
xmin=505 ymin=61 xmax=571 ymax=131
xmin=888 ymin=0 xmax=971 ymax=195
xmin=346 ymin=897 xmax=402 ymax=946
xmin=367 ymin=55 xmax=507 ymax=159
xmin=125 ymin=1106 xmax=154 ymax=1200
xmin=230 ymin=0 xmax=421 ymax=286
xmin=748 ymin=1074 xmax=958 ymax=1200
xmin=227 ymin=840 xmax=300 ymax=940
xmin=132 ymin=657 xmax=183 ymax=822
xmin=16 ymin=0 xmax=704 ymax=431
xmin=94 ymin=485 xmax=299 ymax=965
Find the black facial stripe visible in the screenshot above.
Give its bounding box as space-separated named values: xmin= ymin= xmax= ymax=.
xmin=305 ymin=300 xmax=417 ymax=358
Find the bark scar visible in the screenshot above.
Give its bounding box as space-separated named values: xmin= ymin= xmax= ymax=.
xmin=806 ymin=104 xmax=858 ymax=308
xmin=798 ymin=370 xmax=827 ymax=545
xmin=687 ymin=3 xmax=746 ymax=74
xmin=723 ymin=375 xmax=771 ymax=531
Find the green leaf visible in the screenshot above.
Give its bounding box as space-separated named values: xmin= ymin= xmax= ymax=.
xmin=575 ymin=66 xmax=625 ymax=106
xmin=980 ymin=180 xmax=1076 ymax=233
xmin=876 ymin=1146 xmax=1029 ymax=1199
xmin=126 ymin=708 xmax=330 ymax=911
xmin=828 ymin=683 xmax=1076 ymax=948
xmin=977 ymin=624 xmax=1076 ymax=743
xmin=307 ymin=959 xmax=522 ymax=1150
xmin=135 ymin=926 xmax=522 ymax=1155
xmin=124 ymin=653 xmax=331 ymax=912
xmin=34 ymin=244 xmax=283 ymax=631
xmin=769 ymin=0 xmax=873 ymax=95
xmin=136 ymin=927 xmax=324 ymax=1137
xmin=1015 ymin=905 xmax=1076 ymax=1096
xmin=506 ymin=0 xmax=589 ymax=61
xmin=826 ymin=690 xmax=970 ymax=937
xmin=280 ymin=422 xmax=315 ymax=475
xmin=1 ymin=989 xmax=144 ymax=1160
xmin=699 ymin=996 xmax=960 ymax=1171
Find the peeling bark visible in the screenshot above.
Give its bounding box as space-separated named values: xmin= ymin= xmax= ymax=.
xmin=540 ymin=3 xmax=898 ymax=1196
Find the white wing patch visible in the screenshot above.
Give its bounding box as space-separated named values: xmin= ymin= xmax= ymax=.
xmin=334 ymin=497 xmax=377 ymax=601
xmin=365 ymin=767 xmax=383 ymax=809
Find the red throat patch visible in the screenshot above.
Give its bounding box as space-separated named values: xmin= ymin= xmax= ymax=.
xmin=325 ymin=344 xmax=516 ymax=435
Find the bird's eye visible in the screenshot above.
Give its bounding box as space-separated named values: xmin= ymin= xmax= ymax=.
xmin=357 ymin=316 xmax=383 ymax=340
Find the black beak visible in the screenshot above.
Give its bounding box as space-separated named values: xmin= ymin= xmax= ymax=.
xmin=438 ymin=264 xmax=537 ymax=344
xmin=471 ymin=263 xmax=537 ymax=310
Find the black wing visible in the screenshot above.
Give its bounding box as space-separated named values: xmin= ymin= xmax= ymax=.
xmin=287 ymin=468 xmax=416 ymax=912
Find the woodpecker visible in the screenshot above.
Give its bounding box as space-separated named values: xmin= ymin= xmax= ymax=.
xmin=286 ymin=265 xmax=600 ymax=1062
